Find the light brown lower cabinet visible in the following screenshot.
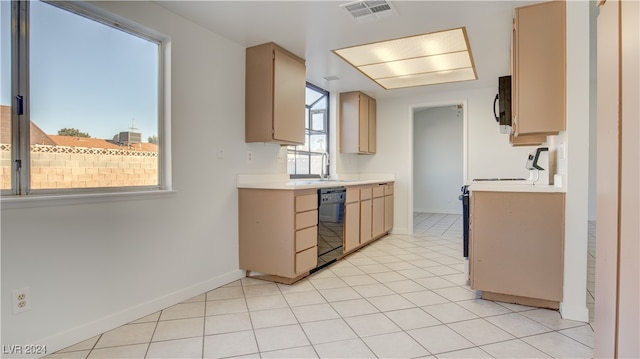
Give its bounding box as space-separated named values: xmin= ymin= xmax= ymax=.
xmin=342 ymin=183 xmax=394 ymax=256
xmin=372 ymin=185 xmax=385 ymax=239
xmin=470 ymin=190 xmax=565 ymax=308
xmin=239 ymin=188 xmax=318 ymax=283
xmin=240 ymin=182 xmax=394 ymax=283
xmin=384 ymin=183 xmax=394 ymax=232
xmin=344 ymin=188 xmax=361 ymax=253
xmin=359 ymin=187 xmax=373 ymax=245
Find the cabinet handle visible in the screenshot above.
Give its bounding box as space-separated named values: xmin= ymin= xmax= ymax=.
xmin=493 ymin=94 xmax=499 ymax=122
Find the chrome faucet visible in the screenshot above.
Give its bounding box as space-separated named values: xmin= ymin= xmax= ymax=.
xmin=320 ymin=152 xmax=330 ymax=180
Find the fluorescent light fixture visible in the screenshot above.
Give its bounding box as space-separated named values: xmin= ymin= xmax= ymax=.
xmin=333 ymin=27 xmax=477 ymax=89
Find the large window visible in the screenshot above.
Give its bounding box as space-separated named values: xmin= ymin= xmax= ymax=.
xmin=287 ymin=83 xmax=329 ymax=177
xmin=1 ymin=1 xmax=164 ymax=195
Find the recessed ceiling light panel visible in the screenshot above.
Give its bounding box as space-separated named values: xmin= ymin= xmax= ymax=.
xmin=333 ymin=27 xmax=478 ymax=89
xmin=377 ymin=68 xmax=477 ymax=90
xmin=359 ymin=51 xmax=472 ymax=79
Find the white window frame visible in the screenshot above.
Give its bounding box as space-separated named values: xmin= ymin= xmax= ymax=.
xmin=2 ymin=0 xmax=171 ymax=199
xmin=288 ymin=82 xmax=330 ymax=178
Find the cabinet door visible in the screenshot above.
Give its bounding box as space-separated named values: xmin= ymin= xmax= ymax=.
xmin=273 ymin=47 xmax=305 ymax=144
xmin=368 ymin=97 xmax=376 ymax=154
xmin=295 ymin=246 xmax=317 ymax=274
xmin=513 ymin=1 xmax=565 ymax=135
xmin=372 ymin=196 xmax=385 ymax=238
xmin=358 ymin=94 xmax=370 ymax=153
xmin=239 ymin=189 xmax=295 ymax=278
xmin=340 ymin=92 xmax=359 ymax=154
xmin=344 ymin=201 xmax=361 ymax=253
xmin=360 ymin=198 xmax=372 ymax=244
xmin=471 ymin=191 xmax=564 ymax=302
xmin=384 ymin=194 xmax=393 ymax=233
xmin=340 ymin=91 xmax=376 ymax=155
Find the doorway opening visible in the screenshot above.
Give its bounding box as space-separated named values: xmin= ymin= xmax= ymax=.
xmin=410 ymin=101 xmax=467 ymax=235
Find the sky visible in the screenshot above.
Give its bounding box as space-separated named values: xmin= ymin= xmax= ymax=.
xmin=1 ymin=0 xmax=158 ymax=141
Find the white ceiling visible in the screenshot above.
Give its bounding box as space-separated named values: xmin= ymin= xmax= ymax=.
xmin=155 ymin=1 xmax=539 ymax=99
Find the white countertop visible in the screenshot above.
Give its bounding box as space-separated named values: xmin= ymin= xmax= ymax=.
xmin=237 ymin=174 xmax=395 ymax=190
xmin=468 ymin=180 xmax=565 ymax=193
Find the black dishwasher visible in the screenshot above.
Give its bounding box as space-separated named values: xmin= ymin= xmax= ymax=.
xmin=314 ymin=187 xmax=346 ymax=272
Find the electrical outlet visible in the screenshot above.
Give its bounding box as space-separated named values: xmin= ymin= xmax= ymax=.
xmin=247 ymin=151 xmax=253 ymax=162
xmin=12 ymin=288 xmax=31 ymax=314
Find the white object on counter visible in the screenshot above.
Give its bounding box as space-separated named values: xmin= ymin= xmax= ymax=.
xmin=554 ymin=174 xmax=563 ymax=188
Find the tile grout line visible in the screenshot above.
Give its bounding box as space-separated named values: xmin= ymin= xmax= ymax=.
xmin=143 ymin=309 xmax=162 ymax=359
xmin=277 ymin=277 xmax=322 ymax=359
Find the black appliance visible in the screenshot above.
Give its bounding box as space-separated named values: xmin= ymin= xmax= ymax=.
xmin=313 ymin=187 xmax=346 ymax=272
xmin=459 ymin=185 xmax=470 ymax=259
xmin=493 ymin=75 xmax=512 ymax=134
xmin=459 ymin=185 xmax=470 ymax=283
xmin=526 ymin=147 xmax=549 ymax=170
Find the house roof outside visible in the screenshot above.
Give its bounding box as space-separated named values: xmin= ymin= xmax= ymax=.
xmin=1 ymin=105 xmax=56 ymax=146
xmin=0 ymin=105 xmax=157 ymax=152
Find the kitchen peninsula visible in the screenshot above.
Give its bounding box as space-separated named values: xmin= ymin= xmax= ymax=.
xmin=468 ymin=181 xmax=566 ymax=309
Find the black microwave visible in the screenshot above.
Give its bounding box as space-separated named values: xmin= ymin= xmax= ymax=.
xmin=493 ymin=75 xmax=512 ymax=134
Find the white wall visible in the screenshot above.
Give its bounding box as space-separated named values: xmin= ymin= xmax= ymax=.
xmin=0 ymin=1 xmax=286 ymax=353
xmin=413 ymin=106 xmax=464 ymax=214
xmin=588 ymin=1 xmax=598 ymax=221
xmin=559 ymin=0 xmax=590 ymax=322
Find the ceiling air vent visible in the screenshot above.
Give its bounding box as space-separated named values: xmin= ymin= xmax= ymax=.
xmin=341 ymin=0 xmax=398 ymax=23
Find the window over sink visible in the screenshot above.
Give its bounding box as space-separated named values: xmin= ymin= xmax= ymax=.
xmin=287 ymin=83 xmax=329 ymax=177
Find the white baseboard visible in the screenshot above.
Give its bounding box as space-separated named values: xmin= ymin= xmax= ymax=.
xmin=34 ymin=269 xmax=245 ymax=358
xmin=414 ymin=208 xmax=462 ymax=215
xmin=389 ymin=226 xmax=409 ymax=235
xmin=560 ymin=301 xmax=590 ymax=322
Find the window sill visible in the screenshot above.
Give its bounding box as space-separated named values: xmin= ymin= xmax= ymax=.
xmin=0 ymin=189 xmax=176 ymax=210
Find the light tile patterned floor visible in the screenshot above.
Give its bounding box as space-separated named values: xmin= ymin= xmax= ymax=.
xmin=46 ymin=213 xmax=594 ymax=359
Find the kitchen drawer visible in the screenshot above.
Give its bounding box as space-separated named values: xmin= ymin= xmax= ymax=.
xmin=296 ymin=210 xmax=318 ymax=230
xmin=295 ymin=246 xmax=317 ymax=273
xmin=296 ymin=193 xmax=318 ymax=212
xmin=384 ymin=183 xmax=393 ymax=195
xmin=296 ymin=226 xmax=317 ymax=252
xmin=346 ymin=188 xmax=360 ymax=203
xmin=372 ymin=186 xmax=384 ymax=198
xmin=360 ymin=187 xmax=372 ymax=200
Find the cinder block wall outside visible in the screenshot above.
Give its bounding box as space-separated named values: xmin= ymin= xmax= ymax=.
xmin=0 ymin=147 xmax=157 ymax=190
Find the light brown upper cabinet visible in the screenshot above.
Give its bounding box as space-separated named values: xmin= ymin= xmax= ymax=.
xmin=512 ymin=1 xmax=566 ymax=136
xmin=245 ymin=42 xmax=306 ymax=145
xmin=509 ymin=133 xmax=547 ymax=146
xmin=340 ymin=91 xmax=377 ymax=154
